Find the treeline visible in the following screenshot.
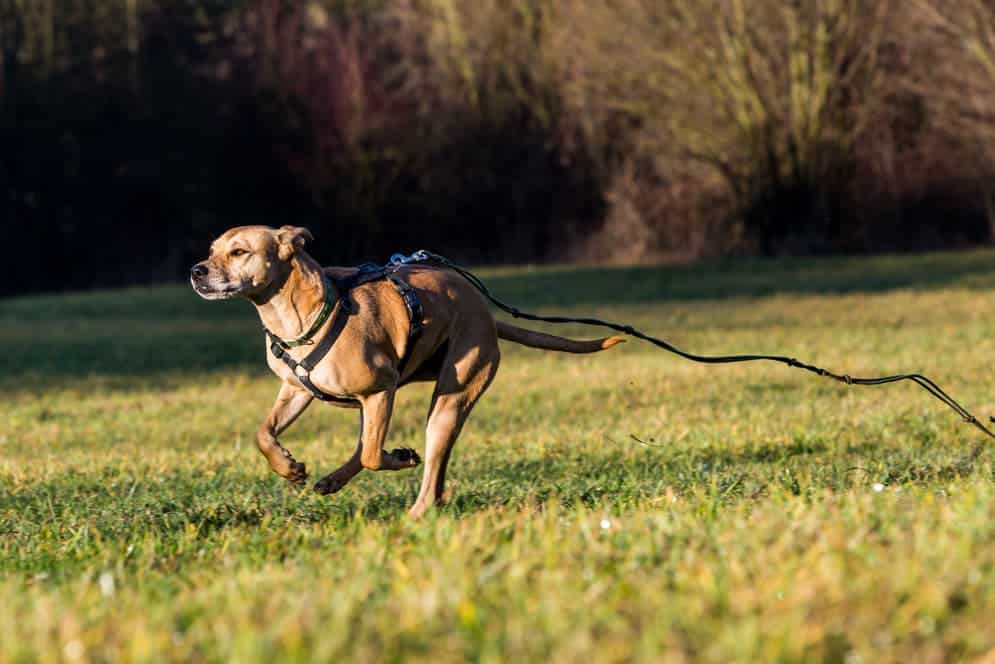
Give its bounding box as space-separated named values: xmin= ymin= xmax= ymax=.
xmin=3 ymin=0 xmax=995 ymax=295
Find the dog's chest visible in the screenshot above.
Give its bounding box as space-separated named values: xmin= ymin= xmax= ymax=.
xmin=264 ymin=344 xmax=352 ymax=398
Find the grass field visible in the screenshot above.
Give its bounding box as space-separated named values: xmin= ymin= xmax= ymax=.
xmin=3 ymin=251 xmax=995 ymax=662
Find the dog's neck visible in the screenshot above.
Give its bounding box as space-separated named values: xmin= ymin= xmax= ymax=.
xmin=251 ymin=254 xmax=328 ymax=341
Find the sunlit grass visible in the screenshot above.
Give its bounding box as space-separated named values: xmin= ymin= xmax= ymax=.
xmin=2 ymin=252 xmax=995 ymax=662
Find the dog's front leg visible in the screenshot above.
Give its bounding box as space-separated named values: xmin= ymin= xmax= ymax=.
xmin=358 ymin=389 xmax=421 ymax=471
xmin=256 ymin=382 xmax=313 ymax=484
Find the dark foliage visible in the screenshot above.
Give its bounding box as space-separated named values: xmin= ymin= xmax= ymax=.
xmin=1 ymin=1 xmax=993 ymax=296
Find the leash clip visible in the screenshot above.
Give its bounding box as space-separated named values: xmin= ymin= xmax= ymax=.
xmin=389 ymin=250 xmax=431 ymax=267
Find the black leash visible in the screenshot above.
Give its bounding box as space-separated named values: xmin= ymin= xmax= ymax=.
xmin=392 ymin=250 xmax=995 ymax=442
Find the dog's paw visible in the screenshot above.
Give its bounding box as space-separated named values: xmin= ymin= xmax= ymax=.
xmin=274 ymin=445 xmax=308 ymax=484
xmin=285 ymin=460 xmax=308 ymax=485
xmin=314 ymin=473 xmax=349 ymax=496
xmin=389 ymin=447 xmax=422 ymax=467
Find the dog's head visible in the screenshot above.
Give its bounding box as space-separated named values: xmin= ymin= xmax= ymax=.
xmin=190 ymin=225 xmax=313 ymax=300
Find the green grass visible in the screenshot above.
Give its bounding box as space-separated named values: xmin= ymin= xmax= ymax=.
xmin=2 ymin=251 xmax=995 ymax=662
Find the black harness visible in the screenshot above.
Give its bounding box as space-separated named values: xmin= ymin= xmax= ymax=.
xmin=263 ymin=257 xmax=425 ymax=405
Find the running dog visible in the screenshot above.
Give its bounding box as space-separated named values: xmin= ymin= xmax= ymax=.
xmin=191 ymin=226 xmax=622 ymax=518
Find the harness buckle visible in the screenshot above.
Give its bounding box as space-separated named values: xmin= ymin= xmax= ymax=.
xmin=270 ymin=341 xmax=286 ymax=359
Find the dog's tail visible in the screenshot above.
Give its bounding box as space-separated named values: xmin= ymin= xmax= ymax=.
xmin=495 ymin=321 xmax=625 ymax=354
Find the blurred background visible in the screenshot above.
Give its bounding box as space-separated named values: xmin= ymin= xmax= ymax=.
xmin=3 ymin=0 xmax=995 ymax=297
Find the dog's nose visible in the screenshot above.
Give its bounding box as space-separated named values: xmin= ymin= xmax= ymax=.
xmin=190 ymin=263 xmax=208 ymax=279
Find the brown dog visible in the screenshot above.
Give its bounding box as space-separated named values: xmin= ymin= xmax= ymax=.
xmin=191 ymin=225 xmax=622 ymax=518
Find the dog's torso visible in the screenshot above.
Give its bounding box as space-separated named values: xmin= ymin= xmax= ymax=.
xmin=264 ymin=265 xmax=492 ymax=403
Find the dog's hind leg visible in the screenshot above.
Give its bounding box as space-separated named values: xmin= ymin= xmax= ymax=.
xmin=408 ymin=341 xmax=500 ymax=519
xmin=256 ymin=382 xmax=313 ymax=484
xmin=313 ymin=412 xmax=366 ymax=495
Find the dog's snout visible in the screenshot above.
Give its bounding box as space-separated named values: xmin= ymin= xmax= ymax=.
xmin=191 ymin=263 xmax=209 ymax=279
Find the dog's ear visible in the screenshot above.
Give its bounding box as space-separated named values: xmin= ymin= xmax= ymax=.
xmin=276 ymin=226 xmax=314 ymax=261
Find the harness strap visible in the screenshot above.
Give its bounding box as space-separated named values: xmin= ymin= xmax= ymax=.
xmin=388 ymin=275 xmax=424 ymax=375
xmin=267 ymin=295 xmax=356 ymax=404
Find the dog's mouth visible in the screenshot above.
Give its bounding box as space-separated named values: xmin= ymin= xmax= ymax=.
xmin=191 ymin=277 xmax=243 ymax=301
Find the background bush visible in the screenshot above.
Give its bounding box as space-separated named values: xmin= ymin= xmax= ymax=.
xmin=3 ymin=0 xmax=995 ymax=296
